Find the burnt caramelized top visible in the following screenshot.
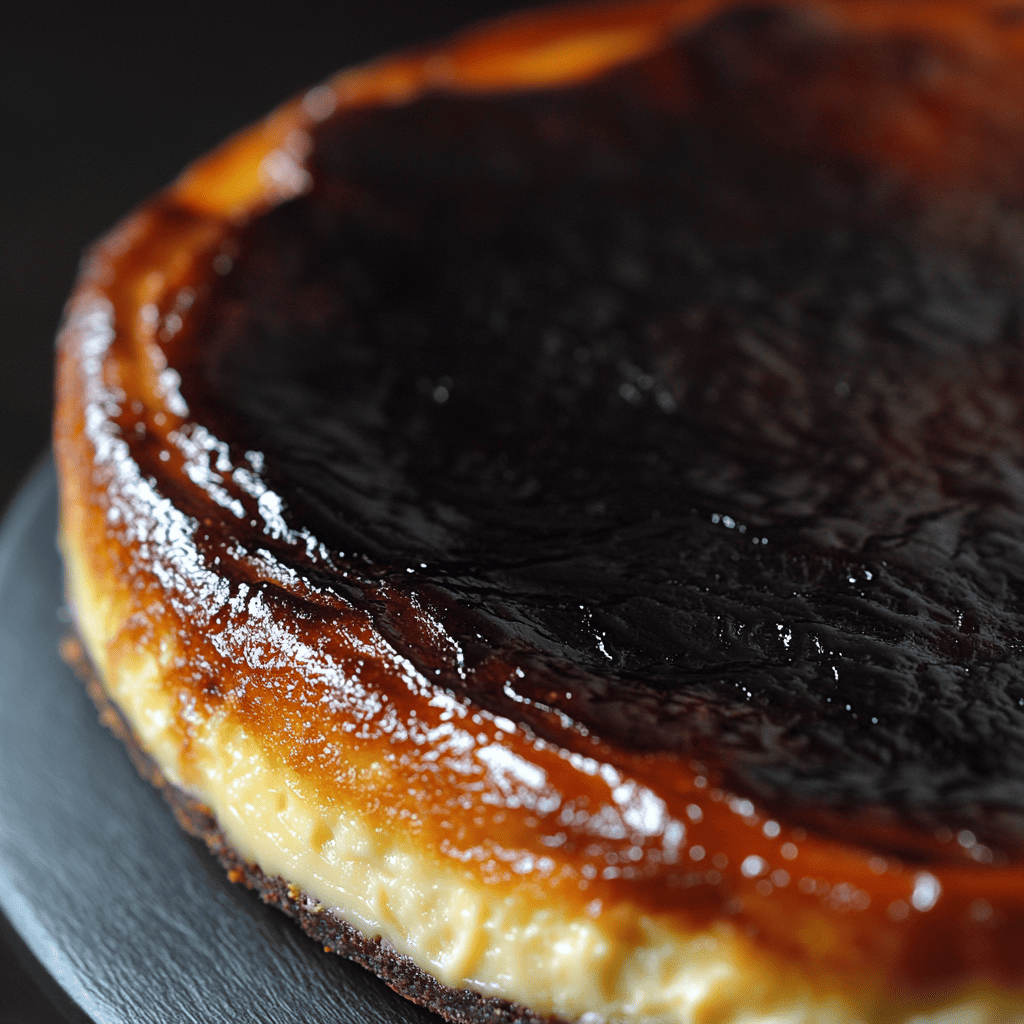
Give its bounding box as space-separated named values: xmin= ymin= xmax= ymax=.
xmin=165 ymin=5 xmax=1024 ymax=853
xmin=59 ymin=0 xmax=1024 ymax=992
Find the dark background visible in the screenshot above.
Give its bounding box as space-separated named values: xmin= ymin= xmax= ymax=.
xmin=0 ymin=2 xmax=558 ymax=1019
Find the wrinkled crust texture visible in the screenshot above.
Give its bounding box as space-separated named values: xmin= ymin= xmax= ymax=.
xmin=54 ymin=1 xmax=1024 ymax=1023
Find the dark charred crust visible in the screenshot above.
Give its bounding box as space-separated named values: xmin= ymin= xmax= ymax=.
xmin=65 ymin=634 xmax=564 ymax=1024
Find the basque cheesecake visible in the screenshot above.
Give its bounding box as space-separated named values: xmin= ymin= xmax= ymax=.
xmin=54 ymin=1 xmax=1024 ymax=1022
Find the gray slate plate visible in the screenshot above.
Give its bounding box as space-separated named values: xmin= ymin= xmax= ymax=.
xmin=0 ymin=458 xmax=439 ymax=1023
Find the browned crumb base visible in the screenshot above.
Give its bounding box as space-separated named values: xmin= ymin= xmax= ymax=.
xmin=61 ymin=635 xmax=564 ymax=1024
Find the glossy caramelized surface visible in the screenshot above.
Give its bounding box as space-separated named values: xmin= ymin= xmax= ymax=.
xmin=56 ymin=0 xmax=1024 ymax=1000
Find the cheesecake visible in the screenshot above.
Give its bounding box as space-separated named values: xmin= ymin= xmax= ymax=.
xmin=54 ymin=1 xmax=1024 ymax=1021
